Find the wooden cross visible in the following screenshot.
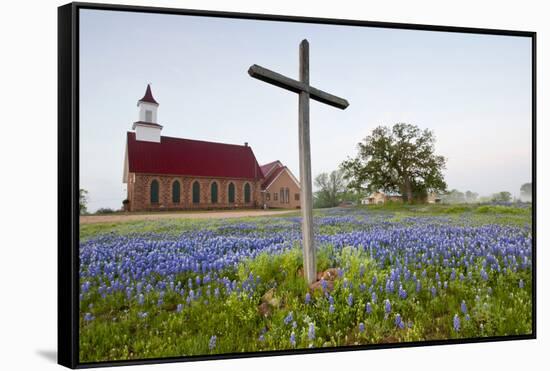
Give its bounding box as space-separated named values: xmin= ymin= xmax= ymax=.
xmin=248 ymin=39 xmax=349 ymax=284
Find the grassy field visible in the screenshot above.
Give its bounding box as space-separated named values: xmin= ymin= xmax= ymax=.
xmin=78 ymin=204 xmax=532 ymax=362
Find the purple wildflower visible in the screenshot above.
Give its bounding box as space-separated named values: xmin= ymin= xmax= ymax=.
xmin=384 ymin=299 xmax=391 ymax=314
xmin=460 ymin=300 xmax=467 ymax=314
xmin=209 ymin=335 xmax=217 ymax=350
xmin=284 ymin=312 xmax=293 ymax=325
xmin=453 ymin=314 xmax=460 ymax=332
xmin=347 ymin=293 xmax=354 ymax=307
xmin=308 ymin=323 xmax=315 ymax=340
xmin=365 ymin=302 xmax=372 ymax=314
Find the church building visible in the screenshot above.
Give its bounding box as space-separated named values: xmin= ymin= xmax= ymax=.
xmin=123 ymin=85 xmax=300 ymax=212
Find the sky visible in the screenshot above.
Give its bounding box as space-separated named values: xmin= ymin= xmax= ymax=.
xmin=79 ymin=9 xmax=532 ymax=212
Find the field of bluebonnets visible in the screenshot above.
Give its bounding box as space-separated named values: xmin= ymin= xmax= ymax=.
xmin=79 ymin=204 xmax=532 ymax=362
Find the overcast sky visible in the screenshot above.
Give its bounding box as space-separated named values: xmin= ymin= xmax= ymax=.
xmin=80 ymin=9 xmax=532 ymax=212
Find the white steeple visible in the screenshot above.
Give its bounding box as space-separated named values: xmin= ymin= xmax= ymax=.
xmin=133 ymin=84 xmax=162 ymax=143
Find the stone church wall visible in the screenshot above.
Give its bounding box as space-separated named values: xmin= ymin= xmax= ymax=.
xmin=126 ymin=172 xmax=262 ymax=212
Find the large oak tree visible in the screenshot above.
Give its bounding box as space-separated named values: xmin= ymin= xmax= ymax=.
xmin=341 ymin=123 xmax=447 ymax=202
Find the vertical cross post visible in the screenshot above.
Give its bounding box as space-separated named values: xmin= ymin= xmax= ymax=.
xmin=247 ymin=39 xmax=349 ymax=285
xmin=298 ymin=40 xmax=316 ymax=284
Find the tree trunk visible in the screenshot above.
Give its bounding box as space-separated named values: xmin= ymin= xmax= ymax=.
xmin=404 ymin=179 xmax=413 ymax=204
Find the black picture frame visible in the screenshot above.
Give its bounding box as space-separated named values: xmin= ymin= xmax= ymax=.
xmin=58 ymin=2 xmax=537 ymax=368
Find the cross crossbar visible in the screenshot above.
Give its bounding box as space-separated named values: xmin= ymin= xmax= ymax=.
xmin=248 ymin=64 xmax=349 ymax=110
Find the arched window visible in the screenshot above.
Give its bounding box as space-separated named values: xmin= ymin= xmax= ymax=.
xmin=150 ymin=180 xmax=159 ymax=204
xmin=211 ymin=182 xmax=218 ymax=203
xmin=280 ymin=188 xmax=284 ymax=203
xmin=244 ymin=183 xmax=251 ymax=203
xmin=228 ymin=182 xmax=235 ymax=203
xmin=172 ymin=180 xmax=181 ymax=203
xmin=192 ymin=181 xmax=200 ymax=204
xmin=285 ymin=188 xmax=290 ymax=203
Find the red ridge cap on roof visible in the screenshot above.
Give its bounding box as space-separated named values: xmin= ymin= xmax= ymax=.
xmin=138 ymin=84 xmax=159 ymax=105
xmin=260 ymin=160 xmax=282 ymax=178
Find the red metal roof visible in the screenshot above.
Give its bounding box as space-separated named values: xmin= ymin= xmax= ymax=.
xmin=127 ymin=132 xmax=263 ymax=179
xmin=138 ymin=84 xmax=158 ymax=105
xmin=261 ymin=166 xmax=286 ymax=189
xmin=260 ymin=160 xmax=282 ymax=177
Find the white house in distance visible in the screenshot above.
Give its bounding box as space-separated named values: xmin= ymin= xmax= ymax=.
xmin=361 ymin=191 xmax=442 ymax=205
xmin=361 ymin=192 xmax=402 ymax=205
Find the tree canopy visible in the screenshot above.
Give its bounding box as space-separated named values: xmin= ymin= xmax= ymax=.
xmin=80 ymin=189 xmax=89 ymax=215
xmin=341 ymin=123 xmax=447 ymax=203
xmin=520 ymin=182 xmax=532 ymax=202
xmin=314 ymin=169 xmax=347 ymax=208
xmin=492 ymin=191 xmax=512 ymax=203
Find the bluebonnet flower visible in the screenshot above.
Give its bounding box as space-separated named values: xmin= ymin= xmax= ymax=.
xmin=305 ymin=292 xmax=311 ymax=304
xmin=371 ymin=291 xmax=377 ymax=304
xmin=372 ymin=275 xmax=378 ymax=285
xmin=321 ymin=278 xmax=328 ymax=291
xmin=359 ymin=283 xmax=366 ymax=292
xmin=328 ymin=295 xmax=334 ymax=305
xmin=359 ymin=322 xmax=365 ymax=333
xmin=395 ymin=314 xmax=404 ymax=329
xmin=308 ymin=323 xmax=315 ymax=340
xmin=453 ymin=314 xmax=460 ymax=332
xmin=284 ymin=312 xmax=293 ymax=325
xmin=384 ymin=299 xmax=391 ymax=314
xmin=416 ymin=279 xmax=422 ymax=293
xmin=465 ymin=314 xmax=471 ymax=321
xmin=290 ymin=332 xmax=296 ymax=347
xmin=329 ymin=304 xmax=335 ymax=314
xmin=519 ymin=279 xmax=525 ymax=289
xmin=84 ymin=313 xmax=94 ymax=322
xmin=365 ymin=302 xmax=372 ymax=314
xmin=137 ymin=294 xmax=144 ymax=305
xmin=431 ymin=286 xmax=437 ymax=297
xmin=347 ymin=293 xmax=354 ymax=307
xmin=138 ymin=312 xmax=148 ymax=319
xmin=209 ymin=335 xmax=217 ymax=350
xmin=176 ymin=303 xmax=183 ymax=313
xmin=460 ymin=300 xmax=467 ymax=314
xmin=480 ymin=269 xmax=489 ymax=281
xmin=398 ymin=285 xmax=407 ymax=299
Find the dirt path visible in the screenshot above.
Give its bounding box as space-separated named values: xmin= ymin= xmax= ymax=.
xmin=80 ymin=209 xmax=297 ymax=224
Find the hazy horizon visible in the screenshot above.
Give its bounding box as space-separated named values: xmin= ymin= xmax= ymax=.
xmin=80 ymin=9 xmax=532 ymax=212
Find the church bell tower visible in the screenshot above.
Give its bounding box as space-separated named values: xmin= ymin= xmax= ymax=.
xmin=133 ymin=84 xmax=162 ymax=143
